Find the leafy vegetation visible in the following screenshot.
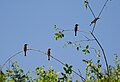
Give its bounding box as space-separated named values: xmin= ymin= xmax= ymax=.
xmin=0 ymin=0 xmax=120 ymax=82
xmin=0 ymin=54 xmax=119 ymax=82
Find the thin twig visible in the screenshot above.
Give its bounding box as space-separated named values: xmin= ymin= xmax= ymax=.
xmin=78 ymin=30 xmax=90 ymax=34
xmin=72 ymin=70 xmax=85 ymax=82
xmin=57 ymin=28 xmax=89 ymax=34
xmin=98 ymin=0 xmax=109 ymax=18
xmin=28 ymin=48 xmax=47 ymax=55
xmin=0 ymin=51 xmax=23 ymax=71
xmin=92 ymin=23 xmax=96 ymax=33
xmin=73 ymin=33 xmax=95 ymax=43
xmin=78 ymin=69 xmax=85 ymax=82
xmin=90 ymin=32 xmax=109 ymax=76
xmin=74 ymin=39 xmax=95 ymax=43
xmin=57 ymin=28 xmax=73 ymax=31
xmin=88 ymin=2 xmax=96 ymax=18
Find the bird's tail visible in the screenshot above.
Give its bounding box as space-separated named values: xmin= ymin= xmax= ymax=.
xmin=24 ymin=52 xmax=26 ymax=56
xmin=48 ymin=56 xmax=50 ymax=60
xmin=75 ymin=32 xmax=77 ymax=36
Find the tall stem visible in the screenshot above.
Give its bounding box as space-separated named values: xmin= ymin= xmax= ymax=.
xmin=90 ymin=32 xmax=109 ymax=75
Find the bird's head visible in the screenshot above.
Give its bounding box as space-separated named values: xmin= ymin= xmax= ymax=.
xmin=75 ymin=24 xmax=78 ymax=26
xmin=48 ymin=48 xmax=51 ymax=50
xmin=24 ymin=44 xmax=28 ymax=46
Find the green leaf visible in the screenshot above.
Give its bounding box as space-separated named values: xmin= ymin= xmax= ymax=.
xmin=62 ymin=44 xmax=67 ymax=48
xmin=36 ymin=67 xmax=39 ymax=71
xmin=82 ymin=45 xmax=90 ymax=54
xmin=82 ymin=49 xmax=87 ymax=54
xmin=19 ymin=69 xmax=24 ymax=73
xmin=69 ymin=66 xmax=73 ymax=69
xmin=84 ymin=0 xmax=88 ymax=9
xmin=77 ymin=47 xmax=79 ymax=51
xmin=86 ymin=45 xmax=89 ymax=49
xmin=83 ymin=59 xmax=87 ymax=63
xmin=97 ymin=60 xmax=100 ymax=63
xmin=67 ymin=41 xmax=72 ymax=45
xmin=87 ymin=50 xmax=90 ymax=54
xmin=62 ymin=33 xmax=64 ymax=37
xmin=62 ymin=30 xmax=64 ymax=32
xmin=54 ymin=25 xmax=56 ymax=28
xmin=54 ymin=31 xmax=64 ymax=40
xmin=65 ymin=64 xmax=68 ymax=67
xmin=63 ymin=67 xmax=67 ymax=72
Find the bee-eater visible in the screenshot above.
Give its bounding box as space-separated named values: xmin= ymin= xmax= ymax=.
xmin=74 ymin=24 xmax=78 ymax=36
xmin=90 ymin=18 xmax=100 ymax=26
xmin=24 ymin=44 xmax=28 ymax=56
xmin=47 ymin=48 xmax=51 ymax=60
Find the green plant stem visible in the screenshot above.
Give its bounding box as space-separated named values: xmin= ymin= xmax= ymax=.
xmin=51 ymin=55 xmax=86 ymax=82
xmin=90 ymin=32 xmax=109 ymax=76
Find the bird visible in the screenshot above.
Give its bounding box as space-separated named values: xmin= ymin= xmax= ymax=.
xmin=74 ymin=24 xmax=78 ymax=36
xmin=90 ymin=17 xmax=100 ymax=26
xmin=24 ymin=44 xmax=28 ymax=56
xmin=47 ymin=48 xmax=51 ymax=61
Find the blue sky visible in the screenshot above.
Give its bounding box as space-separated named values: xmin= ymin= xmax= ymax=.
xmin=0 ymin=0 xmax=120 ymax=80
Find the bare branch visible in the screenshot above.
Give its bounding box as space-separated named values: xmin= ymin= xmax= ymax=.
xmin=92 ymin=23 xmax=96 ymax=33
xmin=90 ymin=32 xmax=109 ymax=76
xmin=98 ymin=0 xmax=109 ymax=18
xmin=0 ymin=51 xmax=23 ymax=70
xmin=88 ymin=2 xmax=96 ymax=18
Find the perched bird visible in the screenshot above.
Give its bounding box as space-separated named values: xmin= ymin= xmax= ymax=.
xmin=74 ymin=24 xmax=78 ymax=36
xmin=90 ymin=17 xmax=100 ymax=26
xmin=24 ymin=44 xmax=28 ymax=56
xmin=47 ymin=48 xmax=51 ymax=61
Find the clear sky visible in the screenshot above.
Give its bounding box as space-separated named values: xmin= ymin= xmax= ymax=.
xmin=0 ymin=0 xmax=120 ymax=80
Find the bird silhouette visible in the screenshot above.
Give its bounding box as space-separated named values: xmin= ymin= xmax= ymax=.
xmin=74 ymin=24 xmax=78 ymax=36
xmin=24 ymin=44 xmax=28 ymax=56
xmin=47 ymin=48 xmax=51 ymax=61
xmin=90 ymin=18 xmax=100 ymax=26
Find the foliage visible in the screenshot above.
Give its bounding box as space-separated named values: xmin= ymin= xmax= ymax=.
xmin=59 ymin=64 xmax=73 ymax=82
xmin=0 ymin=62 xmax=74 ymax=82
xmin=0 ymin=0 xmax=120 ymax=82
xmin=0 ymin=61 xmax=32 ymax=82
xmin=54 ymin=25 xmax=64 ymax=40
xmin=82 ymin=45 xmax=90 ymax=54
xmin=84 ymin=0 xmax=88 ymax=9
xmin=0 ymin=54 xmax=120 ymax=82
xmin=83 ymin=54 xmax=120 ymax=82
xmin=34 ymin=66 xmax=59 ymax=82
xmin=54 ymin=31 xmax=64 ymax=40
